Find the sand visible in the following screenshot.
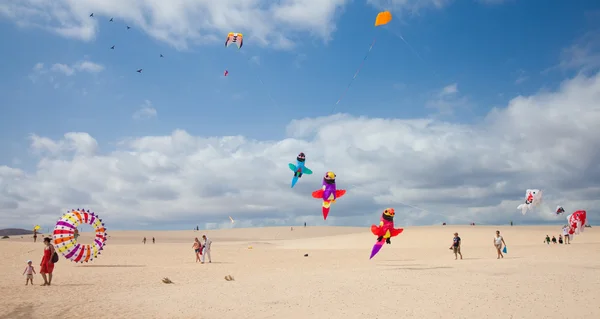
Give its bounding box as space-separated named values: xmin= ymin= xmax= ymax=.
xmin=1 ymin=225 xmax=599 ymax=319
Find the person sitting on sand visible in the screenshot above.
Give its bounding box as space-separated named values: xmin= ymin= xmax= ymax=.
xmin=192 ymin=238 xmax=202 ymax=263
xmin=545 ymin=235 xmax=550 ymax=244
xmin=551 ymin=236 xmax=557 ymax=244
xmin=23 ymin=260 xmax=36 ymax=285
xmin=494 ymin=231 xmax=506 ymax=259
xmin=558 ymin=235 xmax=563 ymax=244
xmin=449 ymin=232 xmax=462 ymax=260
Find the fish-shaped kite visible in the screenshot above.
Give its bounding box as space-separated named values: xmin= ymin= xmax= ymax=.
xmin=369 ymin=208 xmax=403 ymax=259
xmin=311 ymin=171 xmax=346 ymax=220
xmin=288 ymin=152 xmax=312 ymax=188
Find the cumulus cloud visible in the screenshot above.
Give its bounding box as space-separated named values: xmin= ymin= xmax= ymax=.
xmin=0 ymin=0 xmax=351 ymax=50
xmin=2 ymin=71 xmax=600 ymax=230
xmin=426 ymin=83 xmax=469 ymax=116
xmin=31 ymin=60 xmax=104 ymax=80
xmin=132 ymin=100 xmax=158 ymax=120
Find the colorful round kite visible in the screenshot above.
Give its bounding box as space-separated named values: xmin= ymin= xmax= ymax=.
xmin=52 ymin=208 xmax=107 ymax=263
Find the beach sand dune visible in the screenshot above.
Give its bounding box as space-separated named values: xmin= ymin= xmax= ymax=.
xmin=1 ymin=226 xmax=599 ymax=319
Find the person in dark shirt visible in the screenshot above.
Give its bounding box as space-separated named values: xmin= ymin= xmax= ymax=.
xmin=449 ymin=232 xmax=463 ymax=260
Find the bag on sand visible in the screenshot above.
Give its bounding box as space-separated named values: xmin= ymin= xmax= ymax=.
xmin=51 ymin=252 xmax=59 ymax=263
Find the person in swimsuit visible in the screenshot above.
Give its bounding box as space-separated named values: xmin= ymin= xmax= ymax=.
xmin=23 ymin=260 xmax=36 ymax=285
xmin=40 ymin=237 xmax=55 ymax=286
xmin=192 ymin=238 xmax=202 ymax=263
xmin=494 ymin=231 xmax=506 ymax=259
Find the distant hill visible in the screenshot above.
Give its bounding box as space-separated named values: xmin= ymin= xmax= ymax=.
xmin=0 ymin=228 xmax=35 ymax=236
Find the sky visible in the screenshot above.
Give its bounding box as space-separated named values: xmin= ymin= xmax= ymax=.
xmin=1 ymin=0 xmax=600 ymax=231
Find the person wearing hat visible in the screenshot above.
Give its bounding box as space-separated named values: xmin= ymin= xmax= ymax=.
xmin=23 ymin=260 xmax=36 ymax=285
xmin=449 ymin=232 xmax=463 ymax=260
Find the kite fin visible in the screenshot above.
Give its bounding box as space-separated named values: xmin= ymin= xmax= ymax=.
xmin=303 ymin=167 xmax=313 ymax=175
xmin=288 ymin=163 xmax=296 ymax=172
xmin=389 ymin=228 xmax=404 ymax=237
xmin=370 ymin=225 xmax=381 ymax=236
xmin=291 ymin=176 xmax=299 ymax=188
xmin=312 ymin=190 xmax=324 ymax=198
xmin=335 ymin=190 xmax=346 ymax=199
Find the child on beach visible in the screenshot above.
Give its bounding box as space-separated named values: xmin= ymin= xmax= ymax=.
xmin=545 ymin=235 xmax=550 ymax=244
xmin=23 ymin=260 xmax=36 ymax=285
xmin=558 ymin=235 xmax=563 ymax=244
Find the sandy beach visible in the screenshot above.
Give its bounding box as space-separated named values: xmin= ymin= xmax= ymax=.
xmin=1 ymin=225 xmax=599 ymax=319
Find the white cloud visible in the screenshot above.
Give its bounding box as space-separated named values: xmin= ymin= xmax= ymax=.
xmin=2 ymin=71 xmax=600 ymax=229
xmin=426 ymin=83 xmax=468 ymax=115
xmin=367 ymin=0 xmax=453 ymax=16
xmin=133 ymin=100 xmax=158 ymax=120
xmin=515 ymin=69 xmax=528 ymax=84
xmin=51 ymin=63 xmax=75 ymax=76
xmin=0 ymin=0 xmax=351 ymax=50
xmin=74 ymin=61 xmax=104 ymax=73
xmin=441 ymin=83 xmax=458 ymax=95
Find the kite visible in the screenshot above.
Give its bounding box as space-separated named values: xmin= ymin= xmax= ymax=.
xmin=556 ymin=206 xmax=565 ymax=215
xmin=567 ymin=210 xmax=587 ymax=236
xmin=516 ymin=189 xmax=543 ymax=215
xmin=225 ymin=32 xmax=243 ymax=49
xmin=52 ymin=208 xmax=107 ymax=263
xmin=224 ymin=70 xmax=229 ymax=76
xmin=369 ymin=208 xmax=404 ymax=259
xmin=374 ymin=11 xmax=392 ymax=27
xmin=229 ymin=216 xmax=235 ymax=224
xmin=333 ymin=11 xmax=392 ymax=109
xmin=33 ymin=225 xmax=40 ymax=231
xmin=311 ymin=171 xmax=346 ymax=220
xmin=288 ymin=152 xmax=313 ymax=188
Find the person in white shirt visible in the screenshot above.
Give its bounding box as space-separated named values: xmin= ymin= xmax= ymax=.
xmin=493 ymin=230 xmax=506 ymax=259
xmin=562 ymin=226 xmax=570 ymax=244
xmin=201 ymin=235 xmax=212 ymax=264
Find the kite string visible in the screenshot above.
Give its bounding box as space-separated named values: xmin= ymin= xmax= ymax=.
xmin=243 ymin=53 xmax=279 ymax=108
xmin=331 ymin=37 xmax=377 ymax=113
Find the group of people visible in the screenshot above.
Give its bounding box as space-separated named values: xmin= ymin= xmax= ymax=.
xmin=192 ymin=235 xmax=212 ymax=264
xmin=23 ymin=237 xmax=56 ymax=286
xmin=142 ymin=237 xmax=156 ymax=244
xmin=449 ymin=230 xmax=507 ymax=260
xmin=544 ymin=226 xmax=573 ymax=244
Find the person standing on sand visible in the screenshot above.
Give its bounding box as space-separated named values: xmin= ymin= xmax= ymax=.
xmin=23 ymin=260 xmax=36 ymax=285
xmin=494 ymin=230 xmax=506 ymax=259
xmin=192 ymin=238 xmax=202 ymax=262
xmin=40 ymin=237 xmax=55 ymax=286
xmin=143 ymin=237 xmax=146 ymax=244
xmin=449 ymin=232 xmax=462 ymax=260
xmin=201 ymin=235 xmax=212 ymax=264
xmin=562 ymin=226 xmax=570 ymax=244
xmin=152 ymin=237 xmax=155 ymax=244
xmin=33 ymin=230 xmax=37 ymax=243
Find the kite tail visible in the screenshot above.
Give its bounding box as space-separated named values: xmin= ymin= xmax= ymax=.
xmin=332 ymin=38 xmax=377 ymax=113
xmin=369 ymin=241 xmax=384 ymax=259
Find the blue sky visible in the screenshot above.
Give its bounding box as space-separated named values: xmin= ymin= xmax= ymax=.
xmin=1 ymin=0 xmax=600 ymax=230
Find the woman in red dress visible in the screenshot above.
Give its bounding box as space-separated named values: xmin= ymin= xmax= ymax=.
xmin=40 ymin=237 xmax=55 ymax=286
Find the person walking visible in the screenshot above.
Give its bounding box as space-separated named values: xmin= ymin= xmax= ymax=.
xmin=201 ymin=235 xmax=212 ymax=264
xmin=40 ymin=237 xmax=56 ymax=286
xmin=192 ymin=238 xmax=202 ymax=263
xmin=494 ymin=230 xmax=506 ymax=259
xmin=449 ymin=232 xmax=462 ymax=260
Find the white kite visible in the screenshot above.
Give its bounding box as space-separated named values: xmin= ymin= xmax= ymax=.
xmin=517 ymin=189 xmax=543 ymax=215
xmin=229 ymin=216 xmax=235 ymax=224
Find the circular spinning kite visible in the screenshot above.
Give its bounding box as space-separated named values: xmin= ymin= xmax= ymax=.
xmin=53 ymin=208 xmax=107 ymax=263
